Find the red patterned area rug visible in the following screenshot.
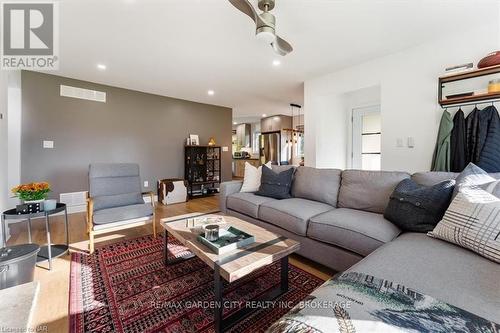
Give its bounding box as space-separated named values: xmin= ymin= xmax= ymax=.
xmin=69 ymin=234 xmax=324 ymax=333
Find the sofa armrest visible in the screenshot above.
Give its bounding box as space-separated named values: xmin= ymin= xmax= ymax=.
xmin=219 ymin=180 xmax=243 ymax=213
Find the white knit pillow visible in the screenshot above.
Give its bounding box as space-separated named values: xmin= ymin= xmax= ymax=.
xmin=240 ymin=162 xmax=272 ymax=193
xmin=429 ymin=186 xmax=500 ymax=263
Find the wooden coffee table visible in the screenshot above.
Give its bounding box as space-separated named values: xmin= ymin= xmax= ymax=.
xmin=160 ymin=213 xmax=300 ymax=333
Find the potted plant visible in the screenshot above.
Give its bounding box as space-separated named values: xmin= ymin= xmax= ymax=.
xmin=11 ymin=182 xmax=51 ymax=213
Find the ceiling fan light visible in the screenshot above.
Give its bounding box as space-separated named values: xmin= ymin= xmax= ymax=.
xmin=256 ymin=29 xmax=276 ymax=44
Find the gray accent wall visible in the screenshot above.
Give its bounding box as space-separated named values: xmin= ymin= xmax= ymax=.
xmin=21 ymin=71 xmax=232 ymax=198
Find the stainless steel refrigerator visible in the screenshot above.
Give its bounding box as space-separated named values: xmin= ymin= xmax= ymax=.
xmin=259 ymin=132 xmax=281 ymax=165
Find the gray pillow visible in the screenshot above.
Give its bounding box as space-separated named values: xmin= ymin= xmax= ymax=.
xmin=453 ymin=163 xmax=495 ymax=198
xmin=255 ymin=166 xmax=294 ymax=199
xmin=384 ymin=178 xmax=455 ymax=232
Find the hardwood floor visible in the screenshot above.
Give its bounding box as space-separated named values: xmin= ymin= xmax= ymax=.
xmin=6 ymin=195 xmax=335 ymax=332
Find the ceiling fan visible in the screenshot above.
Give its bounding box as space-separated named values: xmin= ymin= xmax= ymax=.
xmin=229 ymin=0 xmax=293 ymax=56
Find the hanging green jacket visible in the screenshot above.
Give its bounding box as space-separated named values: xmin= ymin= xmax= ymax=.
xmin=431 ymin=110 xmax=453 ymax=171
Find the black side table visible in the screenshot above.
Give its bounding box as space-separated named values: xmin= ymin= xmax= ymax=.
xmin=1 ymin=203 xmax=69 ymax=270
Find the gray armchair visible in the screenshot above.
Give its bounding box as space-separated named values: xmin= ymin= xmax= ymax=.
xmin=86 ymin=163 xmax=156 ymax=253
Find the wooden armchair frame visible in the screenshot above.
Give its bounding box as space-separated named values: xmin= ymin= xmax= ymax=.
xmin=86 ymin=191 xmax=157 ymax=253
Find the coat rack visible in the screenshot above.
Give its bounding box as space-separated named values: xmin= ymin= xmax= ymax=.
xmin=443 ymin=99 xmax=499 ymax=110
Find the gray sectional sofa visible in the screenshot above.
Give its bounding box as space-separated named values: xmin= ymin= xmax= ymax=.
xmin=220 ymin=167 xmax=409 ymax=271
xmin=220 ymin=166 xmax=500 ymax=327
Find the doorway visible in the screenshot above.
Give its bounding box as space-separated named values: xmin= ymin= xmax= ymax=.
xmin=351 ymin=106 xmax=381 ymax=170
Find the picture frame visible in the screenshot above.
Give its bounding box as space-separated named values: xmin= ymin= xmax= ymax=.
xmin=189 ymin=134 xmax=199 ymax=146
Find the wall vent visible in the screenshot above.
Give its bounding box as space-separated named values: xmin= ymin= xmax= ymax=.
xmin=60 ymin=85 xmax=106 ymax=103
xmin=60 ymin=191 xmax=87 ymax=207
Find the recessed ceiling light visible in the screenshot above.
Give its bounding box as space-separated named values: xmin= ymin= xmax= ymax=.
xmin=208 ymin=90 xmax=215 ymax=96
xmin=262 ymin=114 xmax=267 ymax=117
xmin=233 ymin=122 xmax=238 ymax=125
xmin=272 ymin=59 xmax=281 ymax=66
xmin=97 ymin=64 xmax=106 ymax=70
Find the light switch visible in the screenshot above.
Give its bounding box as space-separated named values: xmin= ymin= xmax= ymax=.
xmin=143 ymin=181 xmax=149 ymax=188
xmin=222 ymin=146 xmax=229 ymax=152
xmin=396 ymin=138 xmax=404 ymax=148
xmin=43 ymin=140 xmax=54 ymax=149
xmin=407 ymin=137 xmax=415 ymax=148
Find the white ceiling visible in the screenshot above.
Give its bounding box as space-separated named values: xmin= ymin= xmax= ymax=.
xmin=51 ymin=0 xmax=498 ymax=121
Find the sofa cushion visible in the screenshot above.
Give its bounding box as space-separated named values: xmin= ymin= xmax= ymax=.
xmin=308 ymin=208 xmax=400 ymax=256
xmin=259 ymin=198 xmax=334 ymax=236
xmin=338 ymin=170 xmax=410 ymax=214
xmin=347 ymin=233 xmax=500 ymax=323
xmin=412 ymin=171 xmax=500 ymax=186
xmin=93 ymin=203 xmax=153 ymax=225
xmin=226 ymin=192 xmax=276 ymax=218
xmin=411 ymin=171 xmax=458 ymax=186
xmin=291 ymin=167 xmax=341 ymax=207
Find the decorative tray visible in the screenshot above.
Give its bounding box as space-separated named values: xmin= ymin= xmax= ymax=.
xmin=197 ymin=226 xmax=255 ymax=255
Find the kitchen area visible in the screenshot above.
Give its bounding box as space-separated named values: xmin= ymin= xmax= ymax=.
xmin=232 ymin=110 xmax=304 ymax=178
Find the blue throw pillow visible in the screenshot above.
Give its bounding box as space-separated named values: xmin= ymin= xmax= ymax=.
xmin=255 ymin=166 xmax=294 ymax=199
xmin=384 ymin=178 xmax=455 ymax=232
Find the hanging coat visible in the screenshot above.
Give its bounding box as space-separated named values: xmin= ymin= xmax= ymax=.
xmin=450 ymin=108 xmax=467 ymax=172
xmin=466 ymin=108 xmax=480 ymax=163
xmin=477 ymin=105 xmax=500 ymax=172
xmin=431 ymin=110 xmax=453 ymax=172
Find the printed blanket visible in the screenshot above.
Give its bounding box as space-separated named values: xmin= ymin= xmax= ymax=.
xmin=268 ymin=272 xmax=500 ymax=333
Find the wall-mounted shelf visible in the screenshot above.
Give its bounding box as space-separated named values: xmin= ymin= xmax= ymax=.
xmin=438 ymin=64 xmax=500 ymax=106
xmin=440 ymin=92 xmax=500 ymax=106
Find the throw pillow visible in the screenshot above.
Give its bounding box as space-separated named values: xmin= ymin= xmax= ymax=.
xmin=478 ymin=180 xmax=500 ymax=198
xmin=452 ymin=163 xmax=495 ymax=198
xmin=429 ymin=186 xmax=500 ymax=264
xmin=384 ymin=178 xmax=455 ymax=232
xmin=255 ymin=166 xmax=294 ymax=199
xmin=240 ymin=161 xmax=272 ymax=193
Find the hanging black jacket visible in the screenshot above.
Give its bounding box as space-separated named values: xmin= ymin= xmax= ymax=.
xmin=450 ymin=109 xmax=467 ymax=172
xmin=465 ymin=107 xmax=480 ymax=163
xmin=477 ymin=105 xmax=500 ymax=172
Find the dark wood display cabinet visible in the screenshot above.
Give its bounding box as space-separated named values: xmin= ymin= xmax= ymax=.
xmin=184 ymin=145 xmax=221 ymax=198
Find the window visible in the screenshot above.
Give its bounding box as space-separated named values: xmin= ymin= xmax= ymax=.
xmin=352 ymin=106 xmax=381 ymax=170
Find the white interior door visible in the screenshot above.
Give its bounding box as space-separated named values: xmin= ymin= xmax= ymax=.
xmin=352 ymin=106 xmax=381 ymax=170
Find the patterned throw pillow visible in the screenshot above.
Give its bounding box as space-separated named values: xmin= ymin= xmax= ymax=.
xmin=429 ymin=186 xmax=500 ymax=263
xmin=452 ymin=163 xmax=495 ymax=198
xmin=479 ymin=180 xmax=500 ymax=198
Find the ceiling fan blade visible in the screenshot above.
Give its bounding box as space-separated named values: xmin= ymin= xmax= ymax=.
xmin=271 ymin=35 xmax=293 ymax=56
xmin=228 ymin=0 xmax=258 ymax=23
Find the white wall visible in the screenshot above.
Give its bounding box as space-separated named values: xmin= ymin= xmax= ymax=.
xmin=0 ymin=70 xmax=8 ymax=245
xmin=305 ymin=22 xmax=500 ymax=173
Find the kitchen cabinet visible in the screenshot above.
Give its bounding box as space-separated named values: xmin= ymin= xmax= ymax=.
xmin=233 ymin=159 xmax=261 ymax=178
xmin=261 ymin=115 xmax=292 ymax=133
xmin=236 ymin=124 xmax=251 ymax=147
